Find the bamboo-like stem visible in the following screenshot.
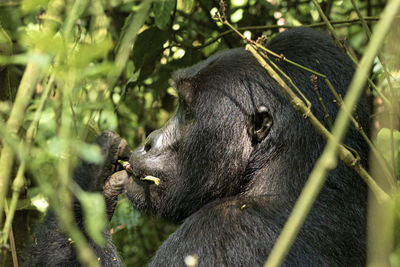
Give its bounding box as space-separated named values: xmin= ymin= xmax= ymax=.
xmin=0 ymin=62 xmax=42 ymax=225
xmin=55 ymin=71 xmax=100 ymax=266
xmin=1 ymin=166 xmax=24 ymax=250
xmin=351 ymin=0 xmax=398 ymax=183
xmin=0 ymin=0 xmax=64 ymax=227
xmin=350 ymin=0 xmax=397 ymax=188
xmin=0 ymin=76 xmax=54 ymax=246
xmin=263 ymin=0 xmax=400 ymax=265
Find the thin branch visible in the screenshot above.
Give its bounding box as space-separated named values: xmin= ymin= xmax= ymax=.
xmin=179 ymin=17 xmax=383 ymax=49
xmin=247 ymin=44 xmax=389 ymax=203
xmin=3 ymin=203 xmax=18 ymax=267
xmin=216 ymin=13 xmax=396 ymax=189
xmin=311 ymin=74 xmax=333 ymax=129
xmin=310 ymin=0 xmax=345 ymax=51
xmin=313 ymin=0 xmax=396 ymax=186
xmin=264 ymin=0 xmax=400 ymax=265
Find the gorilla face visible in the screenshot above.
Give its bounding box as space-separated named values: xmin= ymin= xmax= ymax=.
xmin=126 ymin=48 xmax=282 ymax=222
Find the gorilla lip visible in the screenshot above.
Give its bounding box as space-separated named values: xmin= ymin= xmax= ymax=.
xmin=117 ymin=160 xmax=160 ymax=185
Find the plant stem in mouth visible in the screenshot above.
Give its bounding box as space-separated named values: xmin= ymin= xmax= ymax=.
xmin=140 ymin=176 xmax=160 ymax=185
xmin=117 ymin=160 xmax=160 ymax=185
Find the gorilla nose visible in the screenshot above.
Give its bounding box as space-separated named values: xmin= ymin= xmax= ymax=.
xmin=135 ymin=130 xmax=164 ymax=156
xmin=144 ymin=141 xmax=152 ymax=153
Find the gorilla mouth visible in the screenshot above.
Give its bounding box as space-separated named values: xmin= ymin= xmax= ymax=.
xmin=118 ymin=160 xmax=160 ymax=185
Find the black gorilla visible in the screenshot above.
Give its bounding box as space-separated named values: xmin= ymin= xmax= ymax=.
xmin=24 ymin=28 xmax=368 ymax=266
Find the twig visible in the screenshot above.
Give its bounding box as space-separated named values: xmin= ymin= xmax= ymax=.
xmin=180 ymin=17 xmax=383 ymax=49
xmin=309 ymin=0 xmax=394 ymax=164
xmin=311 ymin=74 xmax=333 ymax=129
xmin=215 ymin=12 xmax=396 ymax=189
xmin=310 ymin=0 xmax=345 ymax=51
xmin=247 ymin=44 xmax=389 ymax=203
xmin=264 ymin=0 xmax=400 ymax=265
xmin=3 ymin=202 xmax=18 ymax=267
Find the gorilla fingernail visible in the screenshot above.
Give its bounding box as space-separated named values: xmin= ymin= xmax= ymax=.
xmin=118 ymin=160 xmax=160 ymax=185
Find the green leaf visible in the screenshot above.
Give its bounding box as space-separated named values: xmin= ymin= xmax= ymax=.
xmin=153 ymin=0 xmax=176 ymax=30
xmin=18 ymin=25 xmax=63 ymax=55
xmin=70 ymin=36 xmax=113 ymax=68
xmin=110 ymin=197 xmax=140 ymax=231
xmin=376 ymin=128 xmax=400 ymax=177
xmin=77 ymin=142 xmax=103 ymax=164
xmin=21 ymin=0 xmax=50 ymax=14
xmin=177 ymin=0 xmax=196 ymax=13
xmin=111 ymin=0 xmax=153 ymax=85
xmin=77 ymin=191 xmax=107 ymax=246
xmin=132 ymin=27 xmax=168 ymax=70
xmin=0 ymin=25 xmax=12 ymax=57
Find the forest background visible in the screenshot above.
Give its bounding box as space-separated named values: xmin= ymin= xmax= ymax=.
xmin=0 ymin=0 xmax=399 ymax=266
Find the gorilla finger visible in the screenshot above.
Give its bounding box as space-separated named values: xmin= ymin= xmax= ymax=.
xmin=103 ymin=170 xmax=129 ymax=201
xmin=103 ymin=171 xmax=128 ymax=220
xmin=117 ymin=138 xmax=132 ymax=161
xmin=103 ymin=135 xmax=123 ymax=166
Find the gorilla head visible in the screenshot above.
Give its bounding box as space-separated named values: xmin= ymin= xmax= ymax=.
xmin=125 ymin=27 xmax=368 ymax=229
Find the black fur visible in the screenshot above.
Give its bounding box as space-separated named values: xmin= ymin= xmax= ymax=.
xmin=24 ymin=28 xmax=368 ymax=266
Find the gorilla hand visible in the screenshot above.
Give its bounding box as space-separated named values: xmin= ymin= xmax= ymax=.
xmin=74 ymin=130 xmax=131 ymax=218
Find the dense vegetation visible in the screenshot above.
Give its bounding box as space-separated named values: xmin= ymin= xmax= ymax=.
xmin=0 ymin=0 xmax=399 ymax=266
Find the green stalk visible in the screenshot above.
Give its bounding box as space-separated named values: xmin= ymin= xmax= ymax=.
xmin=0 ymin=62 xmax=42 ymax=225
xmin=247 ymin=44 xmax=388 ymax=203
xmin=0 ymin=0 xmax=63 ymax=227
xmin=310 ymin=0 xmax=345 ymax=51
xmin=107 ymin=0 xmax=153 ymax=87
xmin=0 ymin=76 xmax=54 ymax=246
xmin=264 ymin=1 xmax=400 ymax=266
xmin=351 ymin=0 xmax=398 ymax=186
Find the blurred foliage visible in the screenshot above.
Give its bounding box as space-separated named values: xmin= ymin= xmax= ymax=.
xmin=377 ymin=128 xmax=400 ymax=178
xmin=0 ymin=0 xmax=398 ymax=266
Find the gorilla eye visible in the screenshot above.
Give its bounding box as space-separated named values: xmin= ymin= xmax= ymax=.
xmin=178 ymin=100 xmax=194 ymax=123
xmin=183 ymin=105 xmax=193 ymax=122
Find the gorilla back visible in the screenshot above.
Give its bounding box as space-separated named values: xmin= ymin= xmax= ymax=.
xmin=25 ymin=28 xmax=368 ymax=267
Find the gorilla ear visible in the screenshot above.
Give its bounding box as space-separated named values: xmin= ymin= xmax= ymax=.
xmin=248 ymin=106 xmax=273 ymax=144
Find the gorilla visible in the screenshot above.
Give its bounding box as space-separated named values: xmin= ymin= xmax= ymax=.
xmin=24 ymin=27 xmax=368 ymax=266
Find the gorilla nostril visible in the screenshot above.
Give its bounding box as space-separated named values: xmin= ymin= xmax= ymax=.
xmin=144 ymin=142 xmax=152 ymax=152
